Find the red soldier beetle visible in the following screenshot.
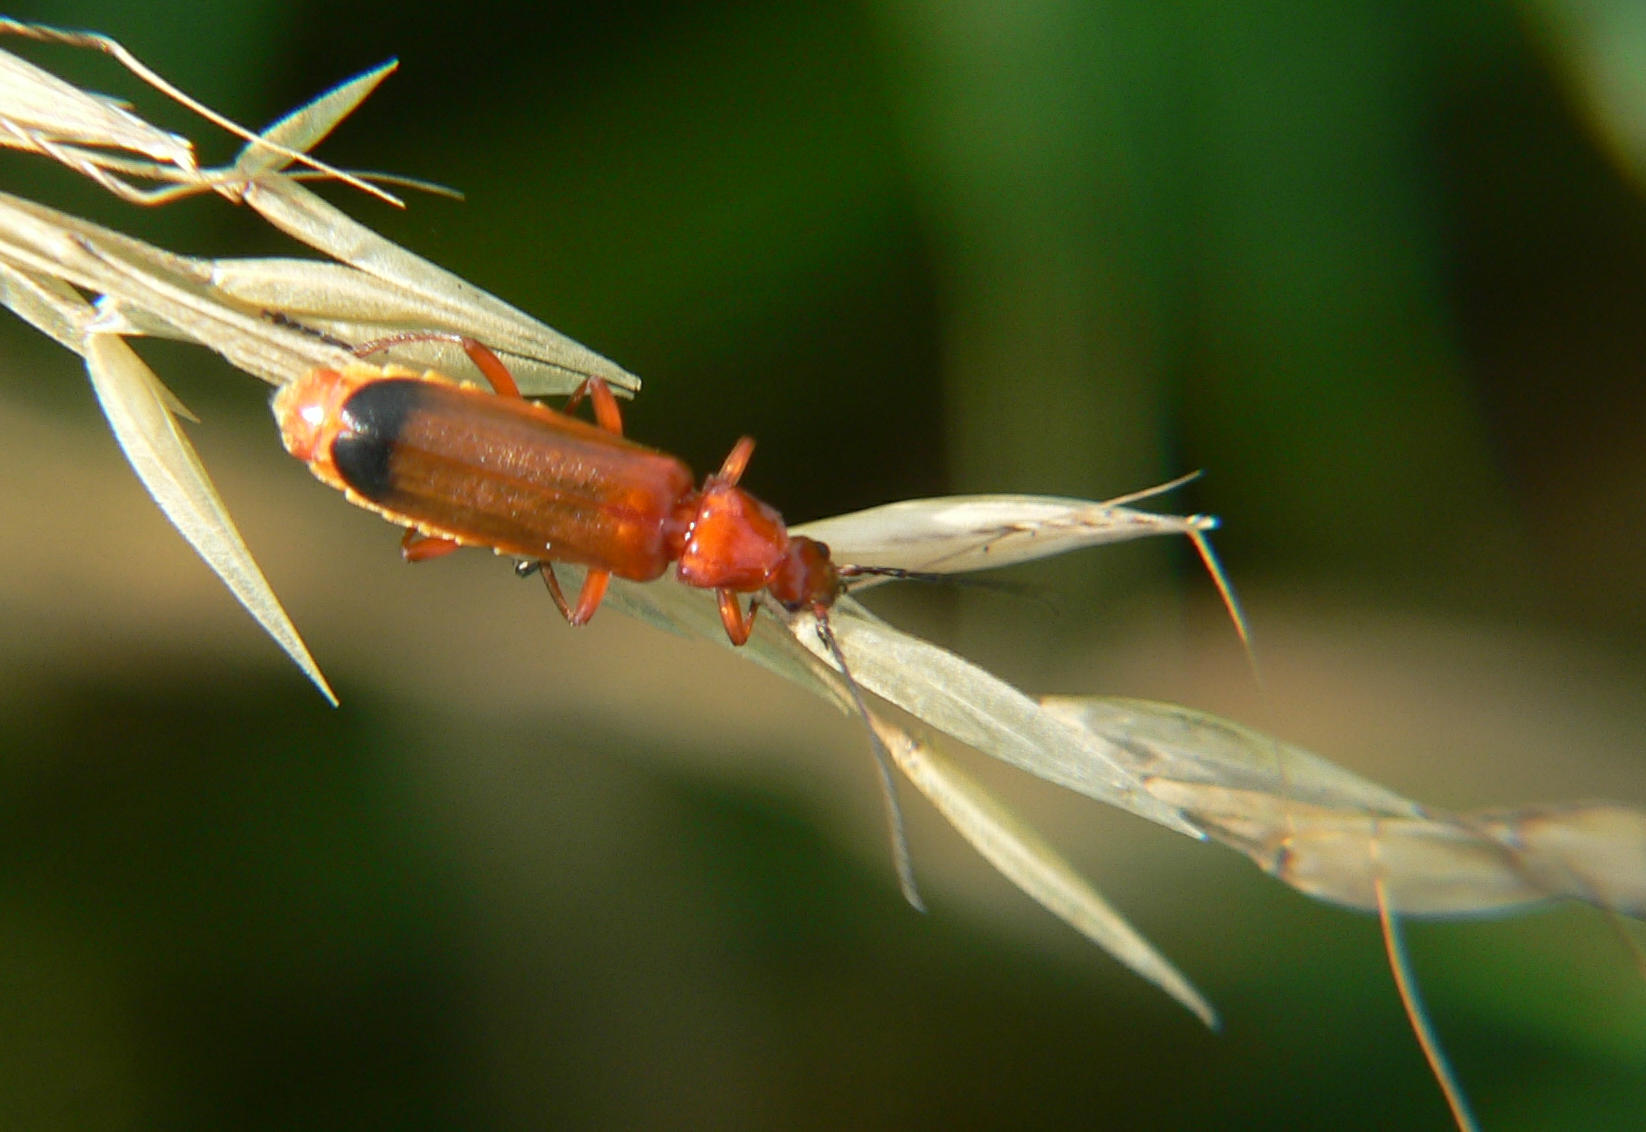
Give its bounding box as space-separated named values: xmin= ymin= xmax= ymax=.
xmin=274 ymin=334 xmax=923 ymax=904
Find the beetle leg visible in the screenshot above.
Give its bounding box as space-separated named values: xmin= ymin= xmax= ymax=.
xmin=536 ymin=563 xmax=611 ymax=627
xmin=563 ymin=376 xmax=624 ymax=436
xmin=569 ymin=569 xmax=611 ymax=624
xmin=536 ymin=563 xmax=572 ymax=620
xmin=455 ymin=336 xmax=522 ymax=398
xmin=401 ymin=528 xmax=460 ymax=562
xmin=713 ymin=437 xmax=756 ymax=486
xmin=717 ymin=588 xmax=757 ymax=645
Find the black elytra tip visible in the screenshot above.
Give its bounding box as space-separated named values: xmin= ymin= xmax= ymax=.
xmin=329 ymin=378 xmax=430 ymax=504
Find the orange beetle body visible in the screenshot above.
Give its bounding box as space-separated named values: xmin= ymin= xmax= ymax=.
xmin=273 ymin=360 xmax=839 ymax=643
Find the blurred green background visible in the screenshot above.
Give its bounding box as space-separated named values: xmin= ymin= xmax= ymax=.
xmin=2 ymin=0 xmax=1645 ymax=1127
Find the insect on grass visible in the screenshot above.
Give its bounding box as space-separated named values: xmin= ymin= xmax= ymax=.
xmin=274 ymin=332 xmax=938 ymax=904
xmin=5 ymin=21 xmax=1632 ymax=1125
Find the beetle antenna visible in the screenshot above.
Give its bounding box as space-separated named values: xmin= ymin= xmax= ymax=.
xmin=839 ymin=563 xmax=1060 ymax=614
xmin=838 ymin=564 xmax=950 ymax=584
xmin=811 ymin=603 xmax=924 ymax=912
